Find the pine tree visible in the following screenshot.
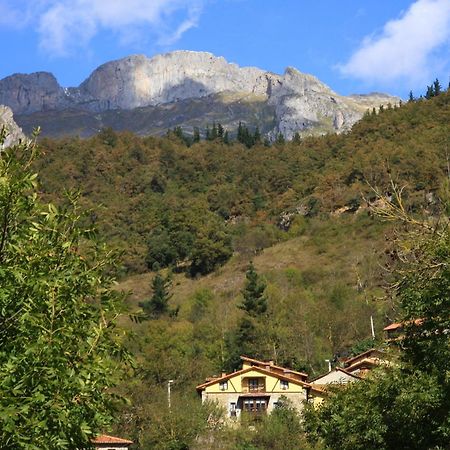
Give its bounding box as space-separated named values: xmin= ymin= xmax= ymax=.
xmin=293 ymin=132 xmax=301 ymax=144
xmin=193 ymin=127 xmax=200 ymax=143
xmin=275 ymin=132 xmax=286 ymax=145
xmin=408 ymin=90 xmax=415 ymax=102
xmin=205 ymin=125 xmax=211 ymax=141
xmin=253 ymin=126 xmax=261 ymax=144
xmin=223 ymin=130 xmax=230 ymax=145
xmin=211 ymin=122 xmax=218 ymax=140
xmin=217 ymin=123 xmax=224 ymax=139
xmin=239 ymin=262 xmax=267 ymax=317
xmin=433 ymin=78 xmax=442 ymax=96
xmin=237 ymin=122 xmax=244 ymax=144
xmin=140 ymin=273 xmax=173 ymax=318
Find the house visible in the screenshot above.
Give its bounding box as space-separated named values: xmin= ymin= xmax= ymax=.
xmin=91 ymin=434 xmax=133 ymax=450
xmin=196 ymin=356 xmax=319 ymax=419
xmin=306 ymin=348 xmax=389 ymax=407
xmin=310 ymin=367 xmax=362 ymax=387
xmin=341 ymin=348 xmax=388 ymax=377
xmin=383 ymin=318 xmax=424 ymax=340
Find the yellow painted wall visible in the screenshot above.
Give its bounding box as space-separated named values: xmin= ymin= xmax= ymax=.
xmin=204 ymin=369 xmax=304 ymax=394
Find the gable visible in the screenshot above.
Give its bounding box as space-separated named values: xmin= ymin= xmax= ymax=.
xmin=199 ymin=366 xmax=308 ymax=393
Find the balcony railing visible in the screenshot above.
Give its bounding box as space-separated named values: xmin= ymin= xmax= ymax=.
xmin=241 ymin=385 xmax=266 ymax=393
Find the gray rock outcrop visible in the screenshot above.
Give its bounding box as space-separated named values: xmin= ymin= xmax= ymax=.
xmin=0 ymin=51 xmax=399 ymax=138
xmin=0 ymin=105 xmax=26 ymax=147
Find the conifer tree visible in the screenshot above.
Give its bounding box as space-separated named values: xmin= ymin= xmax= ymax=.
xmin=239 ymin=262 xmax=267 ymax=317
xmin=275 ymin=132 xmax=286 ymax=145
xmin=193 ymin=127 xmax=200 ymax=143
xmin=211 ymin=122 xmax=218 ymax=140
xmin=253 ymin=126 xmax=261 ymax=144
xmin=433 ymin=78 xmax=442 ymax=96
xmin=217 ymin=123 xmax=224 ymax=139
xmin=293 ymin=132 xmax=301 ymax=143
xmin=139 ymin=272 xmax=173 ymax=318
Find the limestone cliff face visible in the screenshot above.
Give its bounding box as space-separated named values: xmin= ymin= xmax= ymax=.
xmin=0 ymin=51 xmax=399 ymax=138
xmin=0 ymin=72 xmax=71 ymax=115
xmin=77 ymin=52 xmax=271 ymax=111
xmin=0 ymin=105 xmax=26 ymax=147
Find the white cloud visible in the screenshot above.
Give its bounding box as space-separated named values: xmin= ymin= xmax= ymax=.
xmin=340 ymin=0 xmax=450 ymax=86
xmin=0 ymin=0 xmax=205 ymax=56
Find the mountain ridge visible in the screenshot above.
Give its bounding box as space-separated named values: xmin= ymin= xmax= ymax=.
xmin=0 ymin=51 xmax=399 ymax=139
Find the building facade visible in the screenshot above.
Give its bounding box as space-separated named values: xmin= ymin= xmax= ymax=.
xmin=196 ymin=356 xmax=317 ymax=419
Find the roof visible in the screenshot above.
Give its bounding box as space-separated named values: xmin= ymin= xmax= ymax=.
xmin=92 ymin=435 xmax=133 ymax=445
xmin=343 ymin=348 xmax=385 ymax=367
xmin=383 ymin=318 xmax=424 ymax=331
xmin=196 ymin=365 xmax=311 ymax=391
xmin=240 ymin=356 xmax=308 ymax=378
xmin=309 ymin=367 xmax=362 ymax=383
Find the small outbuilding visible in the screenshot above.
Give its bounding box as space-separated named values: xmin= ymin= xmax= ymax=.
xmin=91 ymin=434 xmax=133 ymax=450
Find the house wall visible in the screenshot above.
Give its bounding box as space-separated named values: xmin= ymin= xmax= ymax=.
xmin=203 ymin=369 xmax=304 ymax=394
xmin=201 ymin=369 xmax=308 ymax=418
xmin=311 ymin=370 xmax=356 ymax=385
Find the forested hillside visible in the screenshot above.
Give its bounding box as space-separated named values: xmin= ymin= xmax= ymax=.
xmin=32 ymin=91 xmax=449 ymax=448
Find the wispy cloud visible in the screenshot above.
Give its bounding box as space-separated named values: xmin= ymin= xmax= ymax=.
xmin=340 ymin=0 xmax=450 ymax=86
xmin=0 ymin=0 xmax=205 ymax=56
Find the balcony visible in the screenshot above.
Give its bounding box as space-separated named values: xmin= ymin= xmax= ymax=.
xmin=241 ymin=377 xmax=266 ymax=393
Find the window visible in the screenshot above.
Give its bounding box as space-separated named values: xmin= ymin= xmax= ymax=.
xmin=219 ymin=380 xmax=228 ymax=391
xmin=248 ymin=378 xmax=259 ymax=391
xmin=243 ymin=399 xmax=267 ymax=412
xmin=230 ymin=402 xmax=237 ymax=417
xmin=280 ymin=380 xmax=289 ymax=390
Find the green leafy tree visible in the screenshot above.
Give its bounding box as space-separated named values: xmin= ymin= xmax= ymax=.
xmin=0 ymin=132 xmax=128 ymax=449
xmin=305 ymin=187 xmax=450 ymax=450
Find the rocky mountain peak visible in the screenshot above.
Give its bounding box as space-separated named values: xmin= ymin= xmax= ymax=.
xmin=0 ymin=50 xmax=400 ymax=139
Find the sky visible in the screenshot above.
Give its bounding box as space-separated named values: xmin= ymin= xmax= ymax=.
xmin=0 ymin=0 xmax=449 ymax=98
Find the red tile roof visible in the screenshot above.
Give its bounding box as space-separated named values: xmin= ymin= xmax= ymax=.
xmin=196 ymin=365 xmax=311 ymax=391
xmin=383 ymin=318 xmax=424 ymax=331
xmin=92 ymin=434 xmax=133 ymax=445
xmin=240 ymin=355 xmax=308 ymax=378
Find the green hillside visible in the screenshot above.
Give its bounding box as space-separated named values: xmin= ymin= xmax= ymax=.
xmin=31 ymin=91 xmax=450 ymax=448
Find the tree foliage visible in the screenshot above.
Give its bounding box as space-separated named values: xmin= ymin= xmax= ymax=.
xmin=139 ymin=272 xmax=174 ymax=318
xmin=0 ymin=132 xmax=128 ymax=449
xmin=305 ymin=187 xmax=450 ymax=450
xmin=240 ymin=262 xmax=268 ymax=317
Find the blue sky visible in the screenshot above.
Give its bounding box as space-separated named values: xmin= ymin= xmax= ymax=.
xmin=0 ymin=0 xmax=449 ymax=98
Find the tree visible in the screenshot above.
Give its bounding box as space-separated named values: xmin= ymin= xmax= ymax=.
xmin=305 ymin=186 xmax=450 ymax=450
xmin=408 ymin=90 xmax=415 ymax=102
xmin=0 ymin=132 xmax=128 ymax=449
xmin=240 ymin=262 xmax=268 ymax=317
xmin=253 ymin=126 xmax=261 ymax=144
xmin=139 ymin=272 xmax=173 ymax=318
xmin=275 ymin=132 xmax=285 ymax=145
xmin=193 ymin=127 xmax=200 ymax=143
xmin=433 ymin=78 xmax=442 ymax=96
xmin=217 ymin=122 xmax=224 ymax=139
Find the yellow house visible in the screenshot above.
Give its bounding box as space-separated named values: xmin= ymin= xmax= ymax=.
xmin=196 ymin=356 xmax=321 ymax=419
